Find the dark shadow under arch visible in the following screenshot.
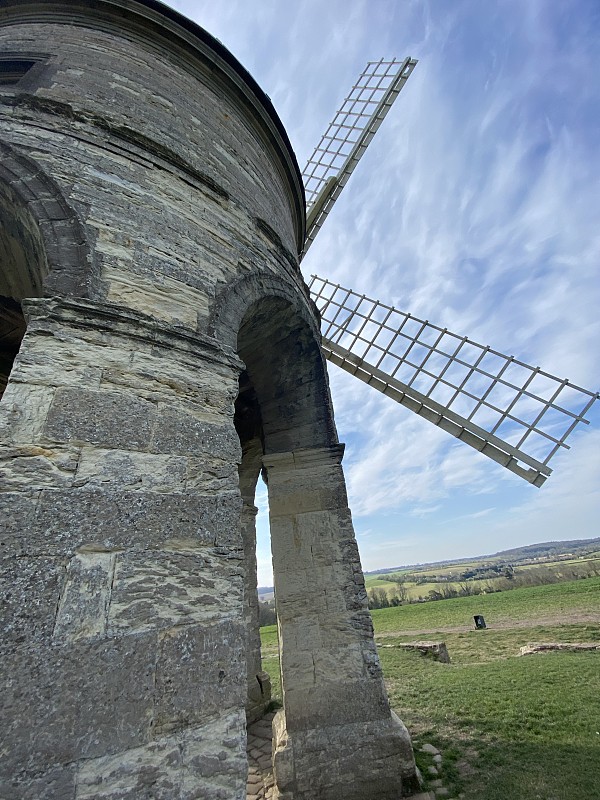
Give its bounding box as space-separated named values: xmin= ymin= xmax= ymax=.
xmin=236 ymin=294 xmax=337 ymax=455
xmin=0 ymin=141 xmax=95 ymax=299
xmin=0 ymin=143 xmax=95 ymax=399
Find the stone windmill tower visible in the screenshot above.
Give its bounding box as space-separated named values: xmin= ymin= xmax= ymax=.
xmin=0 ymin=2 xmax=596 ymax=800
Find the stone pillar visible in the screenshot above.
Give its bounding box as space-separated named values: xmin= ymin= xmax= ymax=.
xmin=0 ymin=297 xmax=249 ymax=799
xmin=238 ymin=435 xmax=272 ymax=722
xmin=241 ymin=502 xmax=272 ymax=722
xmin=264 ymin=446 xmax=417 ymax=800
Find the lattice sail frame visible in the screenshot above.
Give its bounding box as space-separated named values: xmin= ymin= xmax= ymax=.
xmin=308 ymin=276 xmax=599 ymax=487
xmin=301 ymin=57 xmax=417 ymax=258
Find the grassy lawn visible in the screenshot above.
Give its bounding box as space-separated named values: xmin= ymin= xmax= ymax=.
xmin=383 ymin=647 xmax=600 ymax=799
xmin=260 ymin=577 xmax=600 ymax=799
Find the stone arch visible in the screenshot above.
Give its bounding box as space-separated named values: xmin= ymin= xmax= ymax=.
xmin=0 ymin=143 xmax=94 ymax=399
xmin=229 ymin=284 xmax=416 ymax=800
xmin=0 ymin=142 xmax=94 ymax=300
xmin=236 ymin=292 xmax=337 ymax=454
xmin=209 ymin=271 xmax=320 ymax=355
xmin=230 ymin=281 xmax=339 ymax=722
xmin=214 ymin=269 xmax=338 ymax=459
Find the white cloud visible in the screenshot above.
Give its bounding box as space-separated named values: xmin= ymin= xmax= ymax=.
xmin=163 ymin=1 xmax=599 ymax=576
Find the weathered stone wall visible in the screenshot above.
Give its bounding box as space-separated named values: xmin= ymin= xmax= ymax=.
xmin=0 ymin=2 xmax=417 ymax=798
xmin=266 ymin=447 xmax=418 ymax=800
xmin=1 ymin=297 xmax=248 ymax=798
xmin=0 ymin=3 xmax=305 ymax=320
xmin=0 ymin=4 xmax=303 ymax=795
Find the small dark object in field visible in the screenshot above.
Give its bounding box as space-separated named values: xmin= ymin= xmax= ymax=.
xmin=474 ymin=615 xmax=487 ymax=629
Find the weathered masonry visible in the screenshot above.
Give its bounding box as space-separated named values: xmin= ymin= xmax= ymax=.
xmin=0 ymin=2 xmax=418 ymax=798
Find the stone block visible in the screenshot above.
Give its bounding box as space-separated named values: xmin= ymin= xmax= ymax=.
xmin=273 ymin=566 xmax=317 ymax=604
xmin=44 ymin=386 xmax=156 ymax=450
xmin=270 ymin=515 xmax=311 ymax=563
xmin=296 ymin=526 xmax=338 ymax=567
xmin=2 ymin=632 xmax=157 ymax=779
xmin=273 ymin=712 xmax=417 ymax=800
xmin=312 ymin=644 xmax=365 ymax=683
xmin=150 ymin=406 xmax=240 ymax=461
xmin=11 ymin=341 xmax=103 ymax=390
xmin=53 ymin=552 xmax=115 ymax=642
xmin=280 ymin=615 xmax=322 ymax=653
xmin=153 ymin=620 xmax=246 ymax=735
xmin=279 ymin=649 xmax=317 ymax=690
xmin=294 ymin=509 xmax=352 ymax=549
xmin=268 ymin=471 xmax=347 ymax=516
xmin=283 ymin=678 xmax=390 ymax=733
xmin=107 ymin=549 xmax=243 ymax=634
xmin=186 ymin=458 xmax=239 ymax=492
xmin=0 ymin=491 xmax=40 ymax=555
xmin=18 ymin=488 xmax=242 ymax=555
xmin=0 ymin=383 xmax=55 ymax=444
xmin=0 ymin=555 xmax=67 ymax=651
xmin=74 ymin=447 xmax=188 ymax=492
xmin=121 ymin=351 xmax=238 ymax=413
xmin=104 ymin=265 xmax=208 ymax=328
xmin=0 ymin=444 xmax=79 ymax=490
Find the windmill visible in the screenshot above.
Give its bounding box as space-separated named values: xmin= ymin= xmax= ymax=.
xmin=296 ymin=57 xmax=598 ymax=488
xmin=1 ymin=6 xmax=596 ymax=798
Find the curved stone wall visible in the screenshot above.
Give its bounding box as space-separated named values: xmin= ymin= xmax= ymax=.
xmin=0 ymin=0 xmax=305 ymax=330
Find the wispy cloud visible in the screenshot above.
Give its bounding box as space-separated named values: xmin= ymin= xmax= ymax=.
xmin=168 ymin=1 xmax=599 ymax=584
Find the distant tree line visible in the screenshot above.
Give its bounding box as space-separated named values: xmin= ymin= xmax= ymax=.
xmin=367 ymin=559 xmax=600 ymax=608
xmin=260 ymin=559 xmax=600 ymax=620
xmin=368 ymin=581 xmax=409 ymax=609
xmin=258 ymin=601 xmax=277 ymax=627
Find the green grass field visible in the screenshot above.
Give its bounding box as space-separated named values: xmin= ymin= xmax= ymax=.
xmin=371 ymin=576 xmax=600 ymax=631
xmin=260 ymin=576 xmax=600 ymax=799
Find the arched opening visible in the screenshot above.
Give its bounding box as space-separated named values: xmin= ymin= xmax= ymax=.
xmin=234 ymin=295 xmax=337 ymax=717
xmin=0 ymin=179 xmax=48 ymax=400
xmin=237 ymin=295 xmax=336 ymax=456
xmin=234 ymin=293 xmax=340 ymax=797
xmin=233 ymin=292 xmax=416 ymax=799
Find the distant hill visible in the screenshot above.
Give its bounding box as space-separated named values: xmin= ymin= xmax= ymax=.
xmin=364 ymin=536 xmax=600 ymax=576
xmin=488 ymin=538 xmax=600 ymax=559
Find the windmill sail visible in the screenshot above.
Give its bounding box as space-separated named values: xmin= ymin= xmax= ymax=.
xmin=308 ymin=275 xmax=599 ymax=487
xmin=301 ymin=57 xmax=417 ymax=258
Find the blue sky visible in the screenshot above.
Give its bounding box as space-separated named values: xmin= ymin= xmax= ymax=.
xmin=166 ymin=0 xmax=600 ymax=585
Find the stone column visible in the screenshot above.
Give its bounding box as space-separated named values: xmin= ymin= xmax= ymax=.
xmin=0 ymin=297 xmax=249 ymax=799
xmin=241 ymin=501 xmax=272 ymax=722
xmin=238 ymin=435 xmax=272 ymax=722
xmin=264 ymin=446 xmax=417 ymax=800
